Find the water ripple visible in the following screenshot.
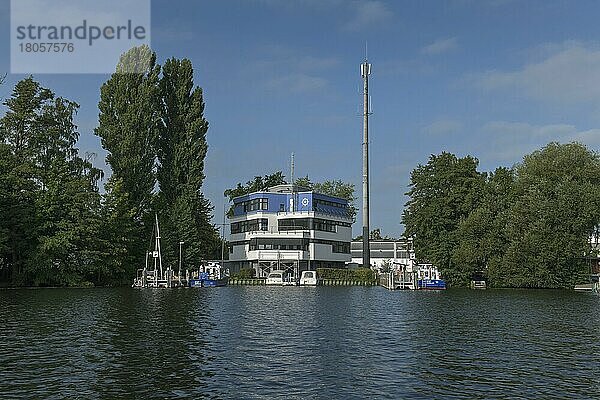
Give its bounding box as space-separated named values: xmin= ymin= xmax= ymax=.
xmin=0 ymin=287 xmax=599 ymax=399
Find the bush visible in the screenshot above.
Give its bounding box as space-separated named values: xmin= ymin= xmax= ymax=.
xmin=232 ymin=267 xmax=255 ymax=279
xmin=316 ymin=267 xmax=375 ymax=282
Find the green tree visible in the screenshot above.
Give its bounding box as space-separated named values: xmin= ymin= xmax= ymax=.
xmin=402 ymin=152 xmax=485 ymax=286
xmin=0 ymin=77 xmax=103 ymax=286
xmin=94 ymin=178 xmax=139 ymax=284
xmin=369 ymin=228 xmax=383 ymax=240
xmin=452 ymin=167 xmax=515 ymax=286
xmin=0 ymin=140 xmax=37 ymax=284
xmin=0 ymin=78 xmax=44 ymax=283
xmin=500 ymin=142 xmax=600 ymax=288
xmin=95 ymin=45 xmax=161 ymax=282
xmin=97 ymin=45 xmax=160 ymax=217
xmin=225 ymin=171 xmax=287 ymax=200
xmin=157 ymin=57 xmax=220 ymax=267
xmin=354 ymin=228 xmax=397 ymax=241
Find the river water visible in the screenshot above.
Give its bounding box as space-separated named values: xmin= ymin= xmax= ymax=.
xmin=0 ymin=287 xmax=598 ymax=399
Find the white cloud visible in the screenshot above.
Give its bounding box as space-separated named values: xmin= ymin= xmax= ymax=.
xmin=453 ymin=0 xmax=524 ymax=7
xmin=153 ymin=26 xmax=194 ymax=42
xmin=249 ymin=46 xmax=338 ymax=94
xmin=254 ymin=45 xmax=340 ymax=71
xmin=421 ymin=37 xmax=458 ymax=56
xmin=478 ymin=121 xmax=600 ymax=164
xmin=482 ymin=121 xmax=576 ymax=138
xmin=422 ymin=119 xmax=463 ymax=135
xmin=563 ymin=128 xmax=600 ymax=147
xmin=11 ymin=0 xmax=148 ymax=30
xmin=474 ymin=42 xmax=600 ymax=104
xmin=265 ymin=73 xmax=328 ymax=93
xmin=256 ymin=0 xmax=393 ymax=32
xmin=256 ymin=0 xmax=343 ymax=9
xmin=343 ymin=1 xmax=394 ymax=32
xmin=377 ymin=58 xmax=437 ymax=77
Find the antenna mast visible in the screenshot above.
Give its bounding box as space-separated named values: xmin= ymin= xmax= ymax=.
xmin=291 ymin=152 xmax=295 ymax=187
xmin=360 ymin=56 xmax=371 ymax=269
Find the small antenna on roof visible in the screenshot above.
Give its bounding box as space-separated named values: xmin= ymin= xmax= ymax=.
xmin=290 ymin=152 xmax=295 ymax=187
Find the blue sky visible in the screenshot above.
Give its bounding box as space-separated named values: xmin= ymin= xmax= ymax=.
xmin=2 ymin=0 xmax=600 ymax=238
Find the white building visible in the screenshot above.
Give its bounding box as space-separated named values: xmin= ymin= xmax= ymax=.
xmin=228 ymin=184 xmax=352 ymax=278
xmin=350 ymin=238 xmax=415 ymax=270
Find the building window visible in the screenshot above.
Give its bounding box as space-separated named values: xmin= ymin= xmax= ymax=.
xmin=312 ymin=198 xmax=348 ymax=216
xmin=332 ymin=242 xmax=350 ymax=254
xmin=278 ymin=218 xmax=350 ymax=232
xmin=247 ymin=237 xmax=349 ymax=254
xmin=231 ymin=218 xmax=268 ymax=234
xmin=240 ymin=198 xmax=269 ymax=212
xmin=312 ymin=198 xmax=347 ymax=209
xmin=249 ymin=238 xmax=309 ymax=252
xmin=278 ymin=218 xmax=310 ymax=231
xmin=311 ymin=239 xmax=351 ymax=254
xmin=313 ymin=218 xmax=337 ymax=232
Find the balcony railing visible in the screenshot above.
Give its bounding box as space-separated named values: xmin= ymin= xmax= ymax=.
xmin=253 ymin=250 xmax=310 ymax=261
xmin=242 ymin=229 xmax=311 ymax=237
xmin=277 ymin=210 xmax=352 ymax=221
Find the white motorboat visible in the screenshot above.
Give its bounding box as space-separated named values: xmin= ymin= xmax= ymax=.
xmin=299 ymin=270 xmax=318 ymax=286
xmin=266 ymin=270 xmax=284 ymax=285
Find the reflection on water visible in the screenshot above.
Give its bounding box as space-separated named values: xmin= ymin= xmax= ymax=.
xmin=0 ymin=287 xmax=598 ymax=399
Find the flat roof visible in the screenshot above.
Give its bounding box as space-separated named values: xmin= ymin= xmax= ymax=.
xmin=232 ymin=184 xmax=348 ymax=204
xmin=267 ymin=184 xmax=311 ymax=193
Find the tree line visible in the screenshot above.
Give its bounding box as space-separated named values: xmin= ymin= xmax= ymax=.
xmin=402 ymin=142 xmax=600 ymax=288
xmin=4 ymin=46 xmax=598 ymax=289
xmin=0 ymin=46 xmax=220 ymax=287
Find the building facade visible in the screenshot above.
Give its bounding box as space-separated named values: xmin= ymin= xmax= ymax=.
xmin=228 ymin=184 xmax=352 ymax=278
xmin=350 ymin=238 xmax=415 ymax=269
xmin=352 ymin=239 xmax=445 ymax=288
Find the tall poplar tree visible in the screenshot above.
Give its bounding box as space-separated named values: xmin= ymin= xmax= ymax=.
xmin=95 ymin=46 xmax=161 ymax=282
xmin=157 ymin=58 xmax=220 ymax=267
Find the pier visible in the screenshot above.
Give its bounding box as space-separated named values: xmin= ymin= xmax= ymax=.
xmin=379 ymin=263 xmax=445 ymax=290
xmin=228 ymin=277 xmax=377 ymax=286
xmin=379 ymin=271 xmax=416 ymax=290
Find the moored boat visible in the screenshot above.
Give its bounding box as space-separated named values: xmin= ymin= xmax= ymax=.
xmin=416 ymin=263 xmax=446 ymax=290
xmin=418 ymin=278 xmax=447 ymax=290
xmin=132 ymin=214 xmax=186 ymax=288
xmin=299 ymin=270 xmax=318 ymax=286
xmin=189 ymin=262 xmax=228 ymax=288
xmin=266 ymin=270 xmax=285 ymax=285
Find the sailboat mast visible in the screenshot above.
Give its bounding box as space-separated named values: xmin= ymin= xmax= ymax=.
xmin=155 ymin=213 xmax=163 ymax=280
